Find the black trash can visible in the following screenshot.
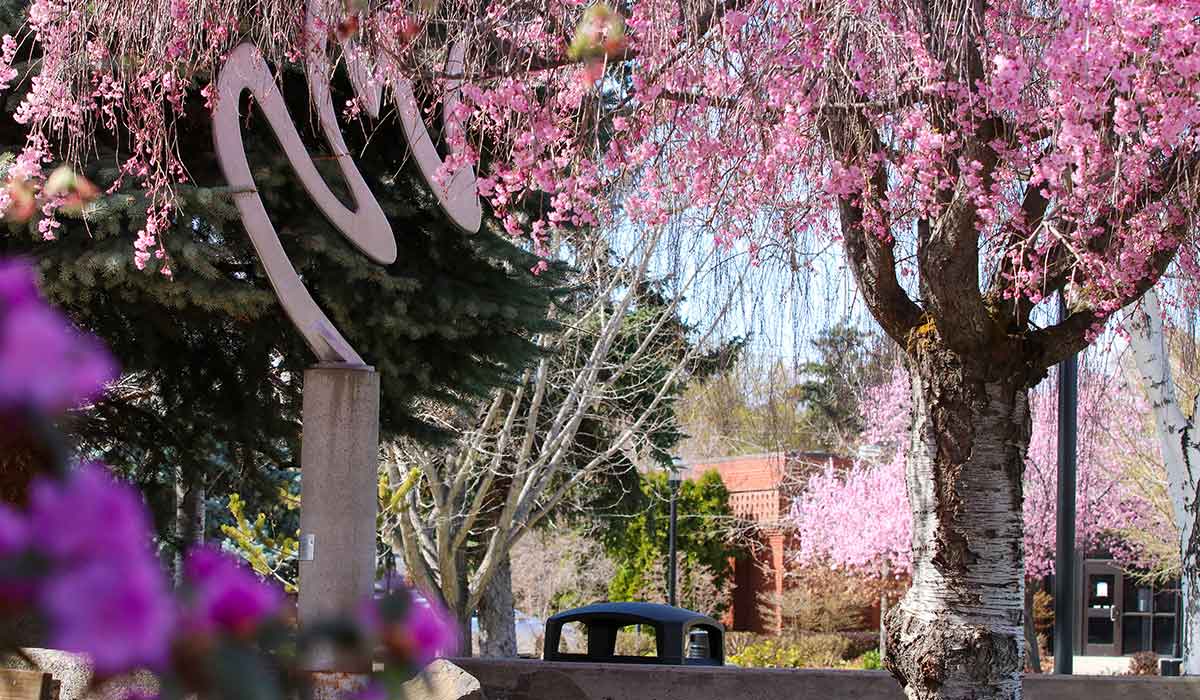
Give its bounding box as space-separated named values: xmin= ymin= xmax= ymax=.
xmin=543 ymin=602 xmax=724 ymax=666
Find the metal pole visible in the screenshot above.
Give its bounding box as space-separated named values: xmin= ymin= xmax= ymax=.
xmin=1054 ymin=293 xmax=1078 ymax=675
xmin=668 ymin=479 xmax=678 ymax=607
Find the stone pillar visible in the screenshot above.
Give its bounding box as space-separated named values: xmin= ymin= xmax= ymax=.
xmin=299 ymin=364 xmax=380 ymax=673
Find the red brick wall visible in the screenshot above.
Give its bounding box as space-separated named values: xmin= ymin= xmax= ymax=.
xmin=686 ymin=452 xmax=849 ymax=633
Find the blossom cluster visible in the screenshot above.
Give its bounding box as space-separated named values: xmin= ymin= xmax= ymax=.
xmin=0 ymin=258 xmax=458 ymax=693
xmin=4 ymin=0 xmax=1198 ymax=318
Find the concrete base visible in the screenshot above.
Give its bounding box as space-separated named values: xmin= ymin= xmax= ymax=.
xmin=1069 ymin=655 xmax=1133 ymax=676
xmin=299 ymin=365 xmax=381 ymax=673
xmin=308 ymin=671 xmax=372 ymax=700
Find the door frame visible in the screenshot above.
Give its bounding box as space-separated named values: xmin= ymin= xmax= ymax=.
xmin=1081 ymin=560 xmax=1122 ymax=656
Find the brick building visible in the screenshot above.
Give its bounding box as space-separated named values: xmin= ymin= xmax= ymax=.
xmin=684 ymin=451 xmax=850 ymax=633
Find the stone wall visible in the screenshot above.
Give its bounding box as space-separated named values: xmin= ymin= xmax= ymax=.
xmin=12 ymin=650 xmax=1200 ymax=700
xmin=449 ymin=658 xmax=1200 ymax=700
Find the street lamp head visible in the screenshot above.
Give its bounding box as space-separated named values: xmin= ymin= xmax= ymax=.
xmin=669 ymin=456 xmax=684 ymax=484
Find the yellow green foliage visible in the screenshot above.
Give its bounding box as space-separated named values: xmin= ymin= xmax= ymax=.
xmin=728 ymin=634 xmax=854 ymax=669
xmin=220 ymin=492 xmax=299 ymax=592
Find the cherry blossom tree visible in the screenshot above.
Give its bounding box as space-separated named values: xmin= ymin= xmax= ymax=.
xmin=8 ymin=1 xmax=1200 ymax=696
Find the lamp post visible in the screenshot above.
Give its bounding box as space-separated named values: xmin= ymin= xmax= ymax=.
xmin=669 ymin=457 xmax=684 ymax=608
xmin=1054 ymin=292 xmax=1078 ymax=675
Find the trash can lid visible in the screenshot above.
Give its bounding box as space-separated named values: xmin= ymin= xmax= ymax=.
xmin=548 ymin=602 xmax=722 ymax=628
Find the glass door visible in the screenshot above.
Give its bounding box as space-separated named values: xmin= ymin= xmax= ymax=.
xmin=1083 ymin=561 xmax=1121 ymax=656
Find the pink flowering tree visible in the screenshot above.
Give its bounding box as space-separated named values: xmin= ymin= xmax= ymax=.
xmin=0 ymin=259 xmax=457 ymax=698
xmin=7 ymin=1 xmax=1200 ymax=696
xmin=794 ymin=369 xmax=1155 ymax=580
xmin=793 ymin=372 xmax=914 ymax=578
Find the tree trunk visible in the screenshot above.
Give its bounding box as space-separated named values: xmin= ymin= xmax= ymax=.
xmin=1129 ymin=290 xmax=1200 ymax=674
xmin=1185 ymin=573 xmax=1200 ymax=675
xmin=173 ymin=469 xmax=206 ymax=585
xmin=1024 ymin=584 xmax=1041 ymax=673
xmin=477 ymin=554 xmax=518 ymax=658
xmin=880 ymin=591 xmax=888 ymax=661
xmin=884 ymin=355 xmax=1028 ymax=700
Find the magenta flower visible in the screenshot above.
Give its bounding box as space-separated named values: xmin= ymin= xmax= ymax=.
xmin=27 ymin=465 xmax=173 ymax=674
xmin=40 ymin=559 xmax=174 ymax=674
xmin=0 ymin=262 xmax=116 ymax=414
xmin=0 ymin=504 xmax=33 ymax=605
xmin=0 ymin=504 xmax=28 ymax=555
xmin=0 ymin=259 xmax=38 ymax=308
xmin=28 ymin=464 xmax=155 ymax=563
xmin=403 ymin=599 xmax=459 ymax=667
xmin=181 ymin=546 xmax=283 ymax=637
xmin=362 ymin=591 xmax=459 ymax=668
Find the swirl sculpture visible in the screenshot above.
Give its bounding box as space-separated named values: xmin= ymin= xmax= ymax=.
xmin=213 ymin=1 xmax=481 ymax=366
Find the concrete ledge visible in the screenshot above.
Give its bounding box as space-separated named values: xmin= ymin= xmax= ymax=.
xmin=451 ymin=658 xmax=1200 ymax=700
xmin=10 ymin=650 xmax=1200 ymax=700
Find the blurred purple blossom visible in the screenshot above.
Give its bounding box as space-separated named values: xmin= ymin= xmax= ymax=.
xmin=181 ymin=545 xmax=283 ymax=637
xmin=0 ymin=259 xmax=38 ymax=307
xmin=28 ymin=464 xmax=174 ymax=674
xmin=0 ymin=260 xmax=116 ymax=413
xmin=40 ymin=559 xmax=174 ymax=674
xmin=0 ymin=504 xmax=28 ymax=555
xmin=29 ymin=463 xmax=155 ymax=562
xmin=0 ymin=504 xmax=33 ymax=605
xmin=361 ymin=590 xmax=459 ymax=669
xmin=403 ymin=598 xmax=458 ymax=668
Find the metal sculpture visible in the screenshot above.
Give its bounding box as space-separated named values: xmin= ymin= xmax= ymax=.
xmin=211 ymin=6 xmax=483 ymax=676
xmin=213 ymin=0 xmax=481 ymax=365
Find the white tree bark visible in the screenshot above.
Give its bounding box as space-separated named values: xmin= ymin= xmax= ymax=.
xmin=477 ymin=555 xmax=517 ymax=657
xmin=1128 ymin=289 xmax=1200 ymax=673
xmin=885 ymin=361 xmax=1028 ymax=700
xmin=173 ymin=468 xmax=206 ymax=586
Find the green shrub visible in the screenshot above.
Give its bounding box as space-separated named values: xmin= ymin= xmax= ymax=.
xmin=728 ymin=634 xmax=852 ymax=669
xmin=728 ymin=638 xmax=802 ymax=668
xmin=859 ymin=649 xmax=883 ymax=670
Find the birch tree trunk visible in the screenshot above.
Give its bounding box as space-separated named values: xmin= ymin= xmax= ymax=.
xmin=884 ymin=350 xmax=1028 ymax=700
xmin=477 ymin=554 xmax=517 ymax=658
xmin=173 ymin=469 xmax=206 ymax=585
xmin=1128 ymin=289 xmax=1200 ymax=674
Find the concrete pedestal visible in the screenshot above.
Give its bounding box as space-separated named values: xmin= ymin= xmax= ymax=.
xmin=299 ymin=364 xmax=380 ymax=673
